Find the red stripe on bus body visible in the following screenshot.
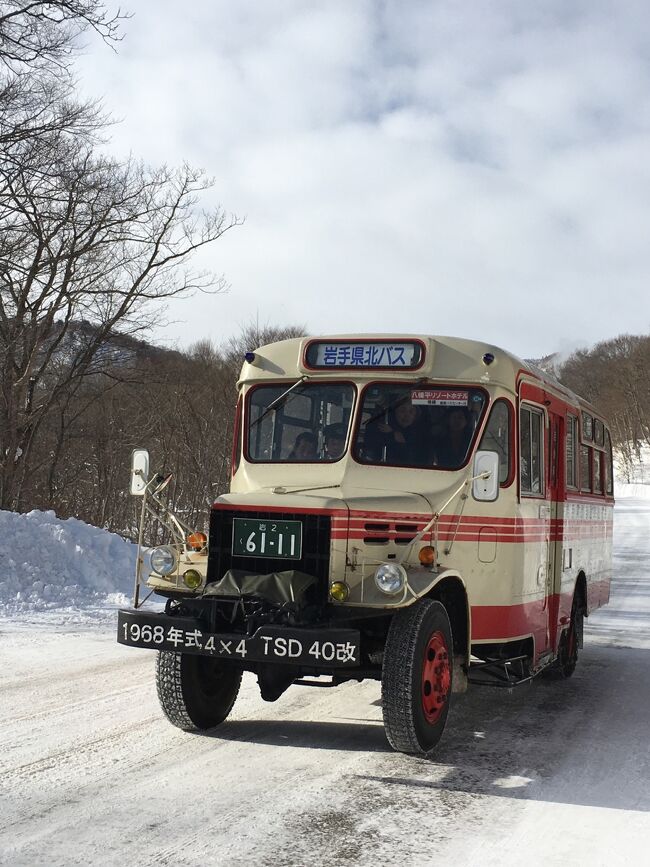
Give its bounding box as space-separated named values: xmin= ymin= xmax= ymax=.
xmin=471 ymin=598 xmax=558 ymax=641
xmin=347 ymin=515 xmax=610 ymax=530
xmin=334 ymin=530 xmax=610 ymax=544
xmin=335 ymin=532 xmax=555 ymax=544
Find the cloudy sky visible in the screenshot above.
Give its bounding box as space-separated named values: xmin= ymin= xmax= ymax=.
xmin=76 ymin=0 xmax=650 ymax=359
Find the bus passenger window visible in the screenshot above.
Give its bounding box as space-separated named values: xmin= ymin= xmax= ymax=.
xmin=594 ymin=419 xmax=605 ymax=447
xmin=520 ymin=405 xmax=544 ymax=495
xmin=580 ymin=445 xmax=592 ymax=492
xmin=478 ymin=400 xmax=511 ymax=484
xmin=593 ymin=449 xmax=603 ymax=494
xmin=566 ymin=414 xmax=578 ymax=488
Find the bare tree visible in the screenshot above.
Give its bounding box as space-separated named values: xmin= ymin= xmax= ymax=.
xmin=0 ymin=134 xmax=240 ymax=509
xmin=0 ymin=1 xmax=123 ymax=69
xmin=559 ymin=333 xmax=650 ymax=474
xmin=0 ymin=2 xmax=122 ymax=150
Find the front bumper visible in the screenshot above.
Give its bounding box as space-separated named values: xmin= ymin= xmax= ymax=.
xmin=117 ymin=609 xmax=360 ymax=668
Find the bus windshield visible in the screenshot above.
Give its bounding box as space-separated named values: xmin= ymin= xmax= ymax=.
xmin=354 ymin=384 xmax=487 ymax=469
xmin=247 ymin=382 xmax=355 ymax=462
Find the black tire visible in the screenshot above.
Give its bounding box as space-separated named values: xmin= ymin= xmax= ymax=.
xmin=155 ymin=651 xmax=242 ymax=731
xmin=382 ymin=599 xmax=453 ymax=755
xmin=545 ymin=591 xmax=583 ymax=679
xmin=560 ymin=593 xmax=584 ymax=678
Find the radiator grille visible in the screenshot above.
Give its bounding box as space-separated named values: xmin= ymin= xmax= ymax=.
xmin=207 ymin=509 xmax=332 ymax=587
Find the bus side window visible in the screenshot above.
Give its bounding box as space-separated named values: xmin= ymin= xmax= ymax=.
xmin=566 ymin=414 xmax=578 ymax=488
xmin=580 ymin=445 xmax=592 ymax=492
xmin=520 ymin=405 xmax=544 ymax=496
xmin=478 ymin=399 xmax=512 ymax=485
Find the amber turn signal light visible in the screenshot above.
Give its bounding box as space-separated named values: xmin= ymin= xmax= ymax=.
xmin=186 ymin=531 xmax=207 ymax=550
xmin=418 ymin=545 xmax=436 ymax=566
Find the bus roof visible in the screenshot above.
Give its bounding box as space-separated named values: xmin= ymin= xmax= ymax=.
xmin=239 ymin=334 xmax=582 ymax=396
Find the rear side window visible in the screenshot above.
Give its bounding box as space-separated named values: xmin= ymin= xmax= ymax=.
xmin=580 ymin=445 xmax=592 ymax=492
xmin=604 ymin=430 xmax=614 ymax=495
xmin=478 ymin=399 xmax=512 ymax=485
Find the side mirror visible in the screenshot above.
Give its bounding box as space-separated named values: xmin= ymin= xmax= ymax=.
xmin=472 ymin=450 xmax=500 ymax=502
xmin=130 ymin=449 xmax=150 ymax=496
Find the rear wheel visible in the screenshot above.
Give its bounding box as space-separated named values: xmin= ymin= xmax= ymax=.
xmin=546 ymin=591 xmax=584 ymax=679
xmin=155 ymin=652 xmax=242 ymax=731
xmin=382 ymin=599 xmax=453 ymax=755
xmin=558 ymin=593 xmax=583 ymax=678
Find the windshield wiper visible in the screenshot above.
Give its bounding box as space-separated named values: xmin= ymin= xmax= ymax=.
xmin=250 ymin=375 xmax=310 ymax=429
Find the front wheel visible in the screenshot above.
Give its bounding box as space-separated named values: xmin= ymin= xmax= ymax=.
xmin=382 ymin=599 xmax=453 ymax=755
xmin=155 ymin=652 xmax=242 ymax=731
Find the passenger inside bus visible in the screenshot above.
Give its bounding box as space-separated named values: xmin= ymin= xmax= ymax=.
xmin=287 ymin=431 xmax=318 ymax=461
xmin=363 ymin=401 xmax=427 ymax=465
xmin=324 ymin=423 xmax=346 ymax=460
xmin=432 ymin=407 xmax=473 ymax=468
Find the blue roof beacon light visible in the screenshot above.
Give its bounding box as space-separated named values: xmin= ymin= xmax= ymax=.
xmin=482 ymin=352 xmax=495 ymax=366
xmin=244 ymin=352 xmax=256 ymax=364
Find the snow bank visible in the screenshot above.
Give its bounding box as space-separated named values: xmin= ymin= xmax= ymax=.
xmin=0 ymin=509 xmax=137 ymax=617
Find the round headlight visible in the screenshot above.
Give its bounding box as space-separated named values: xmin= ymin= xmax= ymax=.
xmin=150 ymin=546 xmax=177 ymax=576
xmin=374 ymin=563 xmax=407 ymax=595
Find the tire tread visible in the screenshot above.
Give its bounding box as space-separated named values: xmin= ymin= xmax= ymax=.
xmin=155 ymin=651 xmax=241 ymax=731
xmin=382 ymin=599 xmax=452 ymax=754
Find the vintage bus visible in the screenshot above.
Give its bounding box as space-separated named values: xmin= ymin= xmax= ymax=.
xmin=118 ymin=335 xmax=614 ymax=755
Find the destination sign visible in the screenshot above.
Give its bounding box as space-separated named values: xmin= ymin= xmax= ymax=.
xmin=411 ymin=389 xmax=469 ymax=406
xmin=306 ymin=341 xmax=423 ymax=370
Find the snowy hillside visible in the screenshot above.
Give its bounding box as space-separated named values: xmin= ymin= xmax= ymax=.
xmin=0 ymin=509 xmax=136 ymax=618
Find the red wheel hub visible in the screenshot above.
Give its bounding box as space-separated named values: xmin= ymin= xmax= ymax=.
xmin=421 ymin=630 xmax=451 ymax=724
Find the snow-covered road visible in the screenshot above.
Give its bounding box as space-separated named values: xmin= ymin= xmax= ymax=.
xmin=1 ymin=500 xmax=649 ymax=866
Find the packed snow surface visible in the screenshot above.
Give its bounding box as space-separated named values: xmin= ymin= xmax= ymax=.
xmin=0 ymin=509 xmax=136 ymax=618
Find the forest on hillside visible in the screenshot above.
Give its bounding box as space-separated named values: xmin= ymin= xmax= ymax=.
xmin=557 ymin=334 xmax=650 ymax=482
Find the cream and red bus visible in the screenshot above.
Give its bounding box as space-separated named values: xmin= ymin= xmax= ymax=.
xmin=118 ymin=335 xmax=614 ymax=755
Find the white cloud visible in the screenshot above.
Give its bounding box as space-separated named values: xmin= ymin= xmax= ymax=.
xmin=75 ymin=0 xmax=650 ymax=357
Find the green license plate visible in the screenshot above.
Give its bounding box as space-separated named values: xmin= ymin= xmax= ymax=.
xmin=232 ymin=518 xmax=303 ymax=560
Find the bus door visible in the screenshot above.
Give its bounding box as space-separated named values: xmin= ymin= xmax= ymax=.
xmin=520 ymin=391 xmax=552 ymax=655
